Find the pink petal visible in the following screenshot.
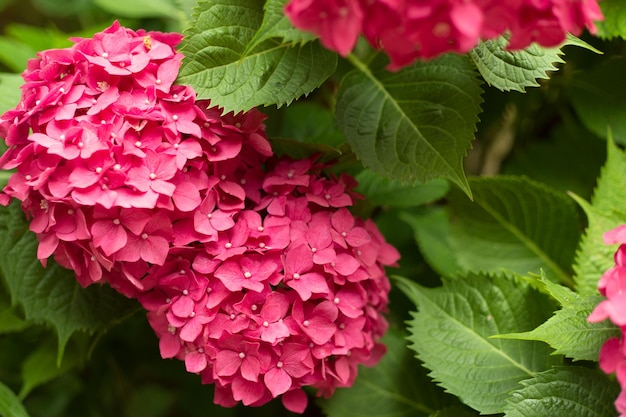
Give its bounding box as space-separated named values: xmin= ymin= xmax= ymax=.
xmin=288 ymin=272 xmax=329 ymax=301
xmin=159 ymin=332 xmax=181 ymax=358
xmin=140 ymin=235 xmax=169 ymax=265
xmin=260 ymin=292 xmax=290 ymax=322
xmin=180 ymin=318 xmax=203 ymax=342
xmin=599 ymin=337 xmax=622 ymax=374
xmin=346 ymin=227 xmax=371 ymax=247
xmin=281 ymin=389 xmax=308 ymax=414
xmin=173 ymin=181 xmax=201 ymax=211
xmin=215 ymin=350 xmax=241 ymax=377
xmin=91 ymin=221 xmax=127 ymax=256
xmin=240 ymin=355 xmax=262 ymax=382
xmin=334 ymin=253 xmax=361 ymax=276
xmin=231 ymin=376 xmax=266 ymax=405
xmin=185 ymin=351 xmax=207 ymax=373
xmin=264 ymin=367 xmax=292 ymax=397
xmin=171 ymin=296 xmax=194 ymax=317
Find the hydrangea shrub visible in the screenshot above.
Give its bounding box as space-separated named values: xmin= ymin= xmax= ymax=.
xmin=0 ymin=1 xmax=625 ymax=417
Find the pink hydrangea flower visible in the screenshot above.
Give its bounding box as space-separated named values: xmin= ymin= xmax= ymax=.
xmin=284 ymin=0 xmax=603 ymax=70
xmin=589 ymin=226 xmax=626 ymax=417
xmin=0 ymin=22 xmax=400 ymax=413
xmin=139 ymin=154 xmax=399 ymax=413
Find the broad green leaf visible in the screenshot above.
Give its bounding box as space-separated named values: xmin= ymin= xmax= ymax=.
xmin=0 ymin=381 xmax=29 ymax=417
xmin=355 ymin=172 xmax=449 ymax=208
xmin=503 ymin=367 xmax=619 ymax=417
xmin=396 ymin=273 xmax=558 ymax=414
xmin=266 ymin=101 xmax=346 ymax=148
xmin=0 ymin=202 xmax=140 ymax=359
xmin=596 ymin=0 xmax=626 ymax=39
xmin=496 ymin=294 xmax=619 ymax=362
xmin=93 ymin=0 xmax=180 ymax=18
xmin=470 ymin=36 xmax=564 ymax=92
xmin=5 ymin=24 xmax=73 ymax=54
xmin=446 ymin=176 xmax=580 ymax=284
xmin=336 ymin=53 xmax=482 ymax=195
xmin=30 ymin=0 xmax=92 ymax=16
xmin=244 ymin=0 xmax=316 ymax=54
xmin=0 ymin=38 xmax=35 ymax=73
xmin=0 ymin=74 xmax=23 ymax=115
xmin=573 ymin=138 xmax=626 ymax=295
xmin=178 ymin=0 xmax=337 ymax=113
xmin=19 ymin=339 xmax=84 ymax=399
xmin=566 ymin=58 xmax=626 ymax=143
xmin=400 ymin=207 xmax=461 ymax=278
xmin=430 ymin=407 xmax=480 ymax=417
xmin=470 ymin=35 xmax=600 ymax=93
xmin=318 ymin=328 xmax=454 ymax=417
xmin=536 ymin=272 xmax=579 ymax=306
xmin=0 ymin=302 xmax=29 ymax=334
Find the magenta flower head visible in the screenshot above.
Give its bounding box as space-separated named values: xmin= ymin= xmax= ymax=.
xmin=139 ymin=154 xmax=399 ymax=412
xmin=0 ymin=21 xmax=271 ymax=296
xmin=589 ymin=225 xmax=626 ymax=417
xmin=0 ymin=22 xmax=399 ymax=413
xmin=284 ymin=0 xmax=603 ymax=70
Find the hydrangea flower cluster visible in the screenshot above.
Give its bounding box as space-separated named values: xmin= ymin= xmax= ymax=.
xmin=285 ymin=0 xmax=604 ymax=69
xmin=0 ymin=22 xmax=399 ymax=412
xmin=588 ymin=225 xmax=626 ymax=416
xmin=139 ymin=155 xmax=398 ymax=411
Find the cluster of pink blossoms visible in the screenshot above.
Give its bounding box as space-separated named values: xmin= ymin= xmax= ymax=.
xmin=285 ymin=0 xmax=604 ymax=69
xmin=588 ymin=225 xmax=626 ymax=416
xmin=0 ymin=22 xmax=399 ymax=412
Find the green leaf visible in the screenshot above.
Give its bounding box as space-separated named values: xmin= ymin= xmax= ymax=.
xmin=0 ymin=301 xmax=29 ymax=334
xmin=596 ymin=0 xmax=626 ymax=39
xmin=470 ymin=35 xmax=600 ymax=93
xmin=566 ymin=57 xmax=626 ymax=143
xmin=503 ymin=366 xmax=620 ymax=417
xmin=0 ymin=380 xmax=29 ymax=417
xmin=178 ymin=0 xmax=337 ymax=113
xmin=430 ymin=406 xmax=480 ymax=417
xmin=0 ymin=74 xmax=23 ymax=115
xmin=396 ymin=273 xmax=559 ymax=414
xmin=318 ymin=328 xmax=453 ymax=417
xmin=470 ymin=36 xmax=564 ymax=92
xmin=266 ymin=101 xmax=346 ymax=148
xmin=244 ymin=0 xmax=316 ymax=54
xmin=0 ymin=202 xmax=140 ymax=359
xmin=19 ymin=339 xmax=84 ymax=399
xmin=573 ymin=138 xmax=626 ymax=295
xmin=536 ymin=272 xmax=579 ymax=307
xmin=93 ymin=0 xmax=180 ymax=18
xmin=355 ymin=172 xmax=449 ymax=208
xmin=447 ymin=176 xmax=580 ymax=284
xmin=496 ymin=294 xmax=619 ymax=362
xmin=5 ymin=24 xmax=75 ymax=52
xmin=0 ymin=38 xmax=35 ymax=73
xmin=400 ymin=207 xmax=461 ymax=278
xmin=336 ymin=53 xmax=482 ymax=195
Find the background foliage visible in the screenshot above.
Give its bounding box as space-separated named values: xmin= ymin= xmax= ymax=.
xmin=0 ymin=0 xmax=625 ymax=416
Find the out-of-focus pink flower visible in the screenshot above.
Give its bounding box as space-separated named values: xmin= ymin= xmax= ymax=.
xmin=285 ymin=0 xmax=604 ymax=70
xmin=589 ymin=225 xmax=626 ymax=417
xmin=284 ymin=0 xmax=364 ymax=56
